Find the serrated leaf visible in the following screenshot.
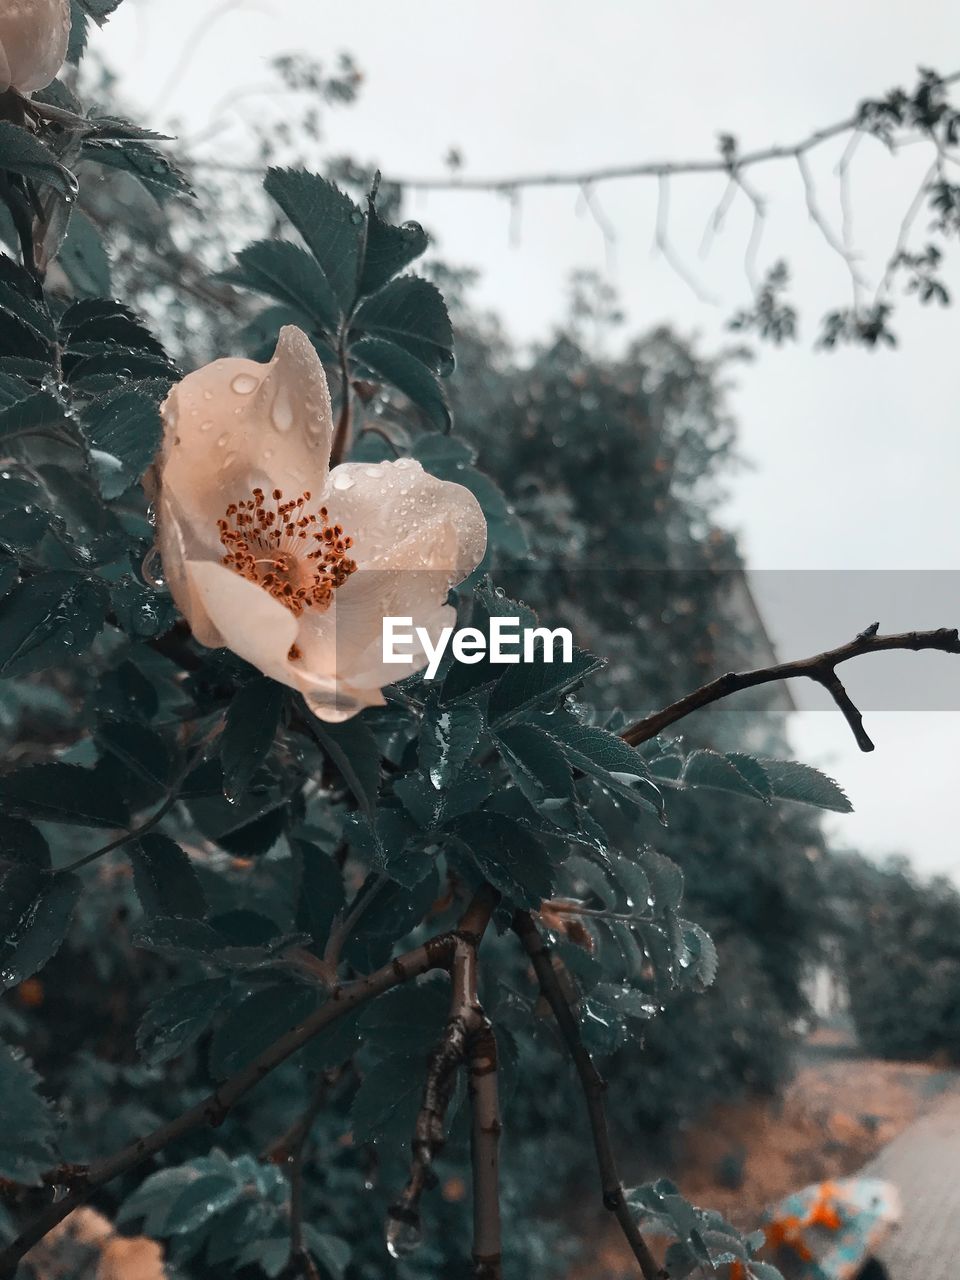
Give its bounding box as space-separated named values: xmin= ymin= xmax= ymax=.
xmin=352 ymin=275 xmax=453 ymax=373
xmin=221 ymin=678 xmax=284 ymax=801
xmin=0 ymin=762 xmax=128 ymax=827
xmin=0 ymin=572 xmax=109 ymax=677
xmin=496 ymin=723 xmax=577 ymax=818
xmin=488 ymin=648 xmax=603 ymax=728
xmin=547 ymin=722 xmax=664 ymax=817
xmin=59 ymin=209 xmax=112 ymax=297
xmin=447 ymin=811 xmax=554 ymax=906
xmin=351 ymin=336 xmax=450 ymax=431
xmin=0 ymin=817 xmax=50 ymax=869
xmin=0 ymin=123 xmax=77 ymax=198
xmin=308 ymin=713 xmax=379 ymax=817
xmin=222 ymin=239 xmax=340 ymax=332
xmin=359 ymin=979 xmax=450 ymax=1054
xmin=295 ymin=840 xmax=345 ymax=951
xmin=0 ymin=1043 xmax=57 ymax=1183
xmin=759 ymin=757 xmax=852 ymax=812
xmin=82 ymin=139 xmax=193 ymax=202
xmin=682 ymin=749 xmax=770 ymax=801
xmin=164 ymin=1174 xmax=244 ymax=1234
xmin=137 ymin=977 xmax=232 ymax=1066
xmin=419 ymin=701 xmax=483 ymax=788
xmin=82 ymin=388 xmax=162 ymax=497
xmin=641 ymin=848 xmax=684 ymax=913
xmin=264 ymin=168 xmax=362 ymax=313
xmin=97 ymin=719 xmax=172 ymax=789
xmin=208 ymin=984 xmax=321 ymax=1079
xmin=0 ymin=389 xmax=64 ymax=441
xmin=129 ymin=834 xmax=207 ymax=920
xmin=350 ymin=1051 xmax=430 ymax=1144
xmin=0 ymin=863 xmax=81 ymax=989
xmin=359 ymin=204 xmax=427 ymax=296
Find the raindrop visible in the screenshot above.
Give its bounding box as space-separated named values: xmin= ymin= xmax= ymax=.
xmin=386 ymin=1215 xmax=422 ymax=1259
xmin=350 ymin=209 xmax=364 ymax=226
xmin=203 ymin=389 xmax=213 ymax=401
xmin=364 ymin=466 xmax=382 ymax=478
xmin=271 ymin=386 xmax=295 ymax=433
xmin=142 ymin=546 xmax=165 ymax=589
xmin=263 ymin=448 xmax=274 ymax=461
xmin=231 ymin=373 xmax=259 ymax=395
xmin=400 ymin=219 xmax=423 ymax=239
xmin=221 ymin=452 xmax=238 ymax=470
xmin=333 ymin=472 xmax=355 ymax=491
xmin=145 ymin=503 xmax=157 ymax=527
xmin=216 ymin=433 xmax=230 ymax=448
xmin=199 ymin=420 xmax=213 ymax=433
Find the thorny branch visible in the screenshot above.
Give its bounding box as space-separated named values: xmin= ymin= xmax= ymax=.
xmin=264 ymin=1073 xmax=337 ymax=1277
xmin=0 ymin=887 xmax=500 ymax=1278
xmin=389 ymin=885 xmax=502 ymax=1279
xmin=512 ymin=911 xmax=668 ymax=1280
xmin=619 ymin=626 xmax=960 ymax=752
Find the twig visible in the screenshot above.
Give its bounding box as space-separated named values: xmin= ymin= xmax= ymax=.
xmin=264 ymin=1073 xmax=334 ymax=1274
xmin=329 ymin=335 xmax=353 ymax=468
xmin=0 ymin=888 xmax=500 ymax=1277
xmin=795 ymin=150 xmax=868 ymax=295
xmin=468 ymin=1018 xmax=502 ymax=1280
xmin=58 ymin=731 xmax=220 ymax=874
xmin=388 ymin=884 xmax=502 ymax=1277
xmin=512 ymin=912 xmax=667 ymax=1280
xmin=189 ymin=70 xmax=960 ymax=190
xmin=653 ymin=174 xmax=718 ymax=305
xmin=619 ymin=626 xmax=960 ymax=752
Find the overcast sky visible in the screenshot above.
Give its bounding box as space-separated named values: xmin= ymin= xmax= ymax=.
xmin=100 ymin=0 xmax=960 ymax=877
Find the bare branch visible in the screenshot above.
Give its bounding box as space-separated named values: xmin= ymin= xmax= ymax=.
xmin=653 ymin=174 xmax=718 ymax=305
xmin=0 ymin=888 xmax=502 ymax=1277
xmin=619 ymin=626 xmax=960 ymax=751
xmin=512 ymin=911 xmax=667 ymax=1280
xmin=388 ymin=884 xmax=502 ymax=1276
xmin=795 ymin=150 xmax=869 ymax=298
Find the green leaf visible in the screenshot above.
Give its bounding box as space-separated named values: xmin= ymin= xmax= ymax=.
xmin=82 ymin=389 xmax=163 ymax=497
xmin=447 ymin=812 xmax=555 ymax=907
xmin=0 ymin=390 xmax=63 ymax=441
xmin=97 ymin=720 xmax=172 ymax=789
xmin=82 ymin=140 xmax=193 ymax=202
xmin=0 ymin=762 xmax=128 ymax=827
xmin=74 ymin=0 xmax=125 ymax=23
xmin=496 ymin=724 xmax=577 ymax=815
xmin=208 ymin=984 xmax=321 ymax=1079
xmin=137 ymin=977 xmax=232 ymax=1066
xmin=264 ymin=168 xmax=362 ymax=313
xmin=59 ymin=209 xmax=112 ymax=297
xmin=221 ymin=678 xmax=285 ymax=801
xmin=0 ymin=817 xmax=50 ymax=869
xmin=308 ymin=714 xmax=380 ymax=817
xmin=419 ymin=701 xmax=484 ymax=789
xmin=547 ymin=721 xmax=663 ymax=816
xmin=682 ymin=749 xmax=770 ymax=801
xmin=0 ymin=1043 xmax=57 ymax=1183
xmin=0 ymin=123 xmax=78 ymax=199
xmin=488 ymin=647 xmax=603 ymax=728
xmin=0 ymin=863 xmax=81 ymax=989
xmin=641 ymin=848 xmax=684 ymax=913
xmin=129 ymin=834 xmax=207 ymax=920
xmin=359 ymin=979 xmax=450 ymax=1054
xmin=295 ymin=841 xmax=345 ymax=951
xmin=164 ymin=1174 xmax=244 ymax=1235
xmin=342 ymin=867 xmax=439 ymax=970
xmin=353 ymin=276 xmax=453 ymax=373
xmin=132 ymin=916 xmax=230 ymax=960
xmin=350 ymin=1051 xmax=430 ymax=1144
xmin=758 ymin=757 xmax=853 ymax=812
xmin=0 ymin=573 xmax=109 ymax=677
xmin=359 ymin=204 xmax=427 ymax=296
xmin=302 ymin=1229 xmax=351 ymax=1280
xmin=222 ymin=240 xmax=340 ymax=333
xmin=351 ymin=336 xmax=450 ymax=431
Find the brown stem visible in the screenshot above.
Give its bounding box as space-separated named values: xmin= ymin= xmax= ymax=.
xmin=329 ymin=337 xmax=353 ymax=469
xmin=468 ymin=1019 xmax=502 ymax=1280
xmin=619 ymin=626 xmax=960 ymax=752
xmin=0 ymin=891 xmax=499 ymax=1278
xmin=512 ymin=911 xmax=668 ymax=1280
xmin=387 ymin=884 xmax=502 ymax=1272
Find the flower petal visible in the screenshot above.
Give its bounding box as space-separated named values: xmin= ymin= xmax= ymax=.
xmin=0 ymin=0 xmax=70 ymax=93
xmin=319 ymin=458 xmax=487 ymax=570
xmin=185 ymin=560 xmax=300 ymax=685
xmin=160 ymin=326 xmax=333 ymax=555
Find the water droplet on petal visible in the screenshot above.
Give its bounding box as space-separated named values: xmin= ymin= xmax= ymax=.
xmin=217 ymin=433 xmax=230 ymax=448
xmin=364 ymin=466 xmax=382 ymax=478
xmin=332 ymin=471 xmax=355 ymax=491
xmin=199 ymin=420 xmax=213 ymax=432
xmin=271 ymin=385 xmax=295 ymax=433
xmin=230 ymin=373 xmax=260 ymax=395
xmin=142 ymin=546 xmax=165 ymax=589
xmin=221 ymin=451 xmax=238 ymax=470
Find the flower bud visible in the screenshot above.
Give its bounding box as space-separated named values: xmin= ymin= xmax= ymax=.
xmin=0 ymin=0 xmax=71 ymax=95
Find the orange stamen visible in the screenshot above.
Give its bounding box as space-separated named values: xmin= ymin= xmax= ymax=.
xmin=218 ymin=486 xmax=357 ymax=616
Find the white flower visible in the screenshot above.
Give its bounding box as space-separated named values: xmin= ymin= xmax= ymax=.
xmin=0 ymin=0 xmax=71 ymax=95
xmin=156 ymin=326 xmax=487 ymax=721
